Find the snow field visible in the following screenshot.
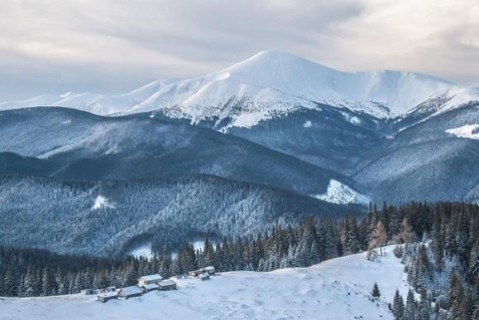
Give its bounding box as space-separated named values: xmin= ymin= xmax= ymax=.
xmin=0 ymin=246 xmax=411 ymax=320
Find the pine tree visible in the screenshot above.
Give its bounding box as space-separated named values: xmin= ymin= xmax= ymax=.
xmin=447 ymin=272 xmax=463 ymax=319
xmin=404 ymin=289 xmax=416 ymax=320
xmin=458 ymin=291 xmax=472 ymax=320
xmin=17 ymin=274 xmax=26 ymax=297
xmin=0 ymin=271 xmax=5 ymax=296
xmin=4 ymin=270 xmax=17 ymax=296
xmin=42 ymin=267 xmax=58 ymax=296
xmin=392 ymin=289 xmax=405 ymax=320
xmin=72 ymin=273 xmax=82 ymax=293
xmin=468 ymin=238 xmax=479 ymax=283
xmin=371 ymin=282 xmax=381 ymax=299
xmin=472 ymin=301 xmax=479 ymax=320
xmin=416 ymin=289 xmax=431 ymax=320
xmin=123 ymin=262 xmax=138 ymax=286
xmin=310 ymin=240 xmax=320 ymax=265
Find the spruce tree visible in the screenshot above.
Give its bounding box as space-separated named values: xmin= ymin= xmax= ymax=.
xmin=404 ymin=289 xmax=416 ymax=320
xmin=4 ymin=270 xmax=17 ymax=296
xmin=392 ymin=289 xmax=405 ymax=320
xmin=416 ymin=289 xmax=430 ymax=320
xmin=447 ymin=272 xmax=462 ymax=319
xmin=371 ymin=282 xmax=381 ymax=299
xmin=468 ymin=238 xmax=479 ymax=283
xmin=458 ymin=291 xmax=472 ymax=320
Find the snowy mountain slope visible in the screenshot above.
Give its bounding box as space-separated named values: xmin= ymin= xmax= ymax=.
xmin=0 ymin=80 xmax=178 ymax=115
xmin=353 ymin=138 xmax=479 ymax=203
xmin=406 ymin=86 xmax=479 ymax=119
xmin=0 ymin=107 xmax=356 ymax=197
xmin=0 ymin=246 xmax=409 ymax=320
xmin=224 ymin=106 xmax=384 ymax=174
xmin=0 ymin=51 xmax=464 ymax=127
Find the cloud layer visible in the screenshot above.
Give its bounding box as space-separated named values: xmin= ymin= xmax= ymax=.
xmin=1 ymin=0 xmax=477 ymax=99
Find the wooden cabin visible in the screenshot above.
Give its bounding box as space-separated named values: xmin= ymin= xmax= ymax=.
xmin=203 ymin=266 xmax=215 ymax=275
xmin=140 ymin=283 xmax=160 ymax=293
xmin=188 ymin=270 xmax=203 ymax=277
xmin=189 ymin=266 xmax=216 ymax=277
xmin=199 ymin=273 xmax=210 ymax=281
xmin=97 ymin=291 xmax=118 ymax=303
xmin=81 ymin=288 xmax=96 ymax=295
xmin=138 ymin=274 xmax=163 ymax=287
xmin=118 ymin=286 xmax=143 ymax=299
xmin=158 ymin=279 xmax=177 ymax=291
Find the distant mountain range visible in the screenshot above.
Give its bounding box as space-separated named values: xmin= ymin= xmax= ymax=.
xmin=0 ymin=51 xmax=478 ymax=255
xmin=1 ymin=51 xmax=477 ymax=122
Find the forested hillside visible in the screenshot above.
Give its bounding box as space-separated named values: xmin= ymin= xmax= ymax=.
xmin=0 ymin=175 xmax=353 ymax=257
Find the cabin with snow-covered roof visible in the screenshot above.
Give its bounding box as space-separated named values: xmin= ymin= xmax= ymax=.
xmin=199 ymin=273 xmax=210 ymax=281
xmin=203 ymin=266 xmax=215 ymax=275
xmin=138 ymin=274 xmax=163 ymax=287
xmin=158 ymin=279 xmax=177 ymax=291
xmin=140 ymin=283 xmax=160 ymax=293
xmin=81 ymin=289 xmax=96 ymax=295
xmin=118 ymin=286 xmax=143 ymax=299
xmin=189 ymin=266 xmax=216 ymax=277
xmin=97 ymin=291 xmax=118 ymax=303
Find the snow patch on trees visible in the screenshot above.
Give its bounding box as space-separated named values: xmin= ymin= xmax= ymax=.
xmin=129 ymin=243 xmax=154 ymax=260
xmin=314 ymin=180 xmax=369 ymax=205
xmin=446 ymin=124 xmax=479 ymax=140
xmin=303 ymin=120 xmax=312 ymax=128
xmin=92 ymin=195 xmax=115 ymax=210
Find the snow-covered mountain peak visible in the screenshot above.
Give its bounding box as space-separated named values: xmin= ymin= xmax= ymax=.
xmin=0 ymin=51 xmax=472 ymax=128
xmin=224 ymin=50 xmax=337 ymax=79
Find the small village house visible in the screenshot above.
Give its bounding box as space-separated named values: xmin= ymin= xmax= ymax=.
xmin=188 ymin=270 xmax=203 ymax=277
xmin=97 ymin=291 xmax=118 ymax=303
xmin=138 ymin=274 xmax=163 ymax=287
xmin=189 ymin=266 xmax=216 ymax=277
xmin=81 ymin=289 xmax=96 ymax=295
xmin=140 ymin=283 xmax=160 ymax=293
xmin=203 ymin=266 xmax=215 ymax=275
xmin=118 ymin=286 xmax=143 ymax=299
xmin=199 ymin=273 xmax=210 ymax=281
xmin=158 ymin=279 xmax=177 ymax=291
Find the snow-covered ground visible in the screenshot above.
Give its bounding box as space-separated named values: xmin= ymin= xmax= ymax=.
xmin=314 ymin=179 xmax=370 ymax=205
xmin=0 ymin=246 xmax=410 ymax=320
xmin=446 ymin=124 xmax=479 ymax=140
xmin=128 ymin=243 xmax=154 ymax=260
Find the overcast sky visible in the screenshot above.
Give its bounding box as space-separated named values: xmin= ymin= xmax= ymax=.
xmin=1 ymin=0 xmax=478 ymax=100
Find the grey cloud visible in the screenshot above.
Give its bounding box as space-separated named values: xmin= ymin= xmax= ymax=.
xmin=0 ymin=0 xmax=477 ymax=100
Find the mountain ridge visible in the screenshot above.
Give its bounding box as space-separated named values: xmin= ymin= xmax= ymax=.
xmin=1 ymin=50 xmax=476 ymax=126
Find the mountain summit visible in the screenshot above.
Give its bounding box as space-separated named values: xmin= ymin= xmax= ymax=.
xmin=0 ymin=51 xmax=476 ymax=127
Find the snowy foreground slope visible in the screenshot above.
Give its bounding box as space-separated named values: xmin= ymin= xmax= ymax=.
xmin=0 ymin=246 xmax=410 ymax=320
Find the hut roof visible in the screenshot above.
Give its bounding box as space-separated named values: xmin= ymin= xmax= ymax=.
xmin=97 ymin=291 xmax=118 ymax=298
xmin=142 ymin=283 xmax=160 ymax=290
xmin=159 ymin=279 xmax=176 ymax=287
xmin=120 ymin=286 xmax=143 ymax=296
xmin=139 ymin=274 xmax=163 ymax=282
